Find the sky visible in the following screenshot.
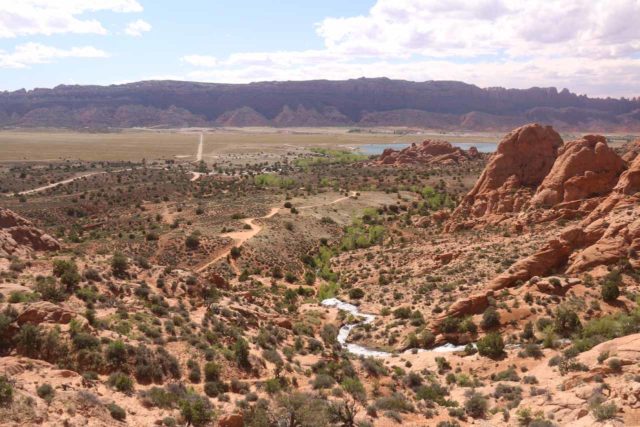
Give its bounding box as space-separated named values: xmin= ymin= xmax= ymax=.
xmin=0 ymin=0 xmax=639 ymax=98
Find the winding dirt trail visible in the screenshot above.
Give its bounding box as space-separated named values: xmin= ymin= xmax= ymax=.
xmin=196 ymin=207 xmax=280 ymax=273
xmin=195 ymin=193 xmax=354 ymax=274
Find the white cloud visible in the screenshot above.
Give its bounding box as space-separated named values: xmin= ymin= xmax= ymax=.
xmin=0 ymin=0 xmax=143 ymax=37
xmin=0 ymin=42 xmax=109 ymax=68
xmin=179 ymin=0 xmax=640 ymax=97
xmin=124 ymin=19 xmax=151 ymax=36
xmin=181 ymin=55 xmax=217 ymax=68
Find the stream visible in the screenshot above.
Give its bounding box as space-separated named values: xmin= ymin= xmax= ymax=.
xmin=321 ymin=298 xmax=469 ymax=358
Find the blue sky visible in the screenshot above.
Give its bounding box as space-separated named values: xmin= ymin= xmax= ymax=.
xmin=1 ymin=0 xmax=639 ymax=97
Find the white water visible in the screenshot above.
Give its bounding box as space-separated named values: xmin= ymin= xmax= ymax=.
xmin=321 ymin=298 xmax=470 ymax=358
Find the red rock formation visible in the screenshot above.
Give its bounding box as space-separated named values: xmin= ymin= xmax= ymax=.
xmin=531 ymin=135 xmax=625 ymax=207
xmin=445 ymin=124 xmax=563 ymax=230
xmin=376 ymin=139 xmax=479 ymax=166
xmin=482 ymin=153 xmax=640 ymax=288
xmin=0 ymin=207 xmax=60 ymax=257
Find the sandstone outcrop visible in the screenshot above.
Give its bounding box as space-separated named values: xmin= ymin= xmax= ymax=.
xmin=531 ymin=135 xmax=625 ymax=207
xmin=481 ymin=151 xmax=640 ymax=289
xmin=445 ymin=124 xmax=563 ymax=230
xmin=0 ymin=207 xmax=60 ymax=257
xmin=376 ymin=139 xmax=479 ymax=166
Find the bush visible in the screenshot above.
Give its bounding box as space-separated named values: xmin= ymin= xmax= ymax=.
xmin=554 ymin=307 xmax=582 ymax=337
xmin=601 ymin=278 xmax=620 ymax=302
xmin=204 ymin=381 xmax=226 ymax=398
xmin=313 ymin=374 xmax=336 ymax=389
xmin=105 ymin=340 xmax=128 ymax=368
xmin=0 ymin=376 xmax=13 ymax=406
xmin=107 ymin=402 xmax=126 ymax=420
xmin=185 ymin=233 xmax=200 ymax=250
xmin=349 ymin=288 xmax=365 ymax=299
xmin=375 ymin=393 xmax=414 ymax=413
xmin=481 ymin=307 xmax=500 ymax=330
xmin=393 ymin=307 xmax=412 ymax=319
xmin=592 ymin=402 xmax=617 ymax=421
xmin=477 ymin=332 xmax=505 ymax=359
xmin=111 ymin=252 xmax=129 ymax=278
xmin=15 ymin=323 xmax=43 ymax=358
xmin=464 ymin=392 xmax=487 ymax=418
xmin=203 ymin=362 xmax=221 ymax=382
xmin=108 ymin=372 xmax=134 ymax=393
xmin=73 ymin=332 xmax=100 ymax=350
xmin=37 ymin=383 xmax=55 ymax=403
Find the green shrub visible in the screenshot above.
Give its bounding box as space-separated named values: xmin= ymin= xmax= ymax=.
xmin=15 ymin=323 xmax=43 ymax=358
xmin=592 ymin=402 xmax=617 ymax=421
xmin=349 ymin=288 xmax=365 ymax=299
xmin=234 ymin=338 xmax=251 ymax=369
xmin=36 ymin=383 xmax=55 ymax=403
xmin=481 ymin=307 xmax=500 ymax=330
xmin=554 ymin=307 xmax=582 ymax=337
xmin=179 ymin=394 xmax=215 ymax=427
xmin=601 ymin=273 xmax=620 ymax=302
xmin=111 ymin=252 xmax=129 ymax=278
xmin=203 ymin=362 xmax=221 ymax=382
xmin=0 ymin=376 xmax=13 ymax=406
xmin=477 ymin=332 xmax=505 ymax=359
xmin=107 ymin=402 xmax=126 ymax=420
xmin=105 ymin=340 xmax=128 ymax=368
xmin=108 ymin=372 xmax=134 ymax=393
xmin=464 ymin=392 xmax=487 ymax=418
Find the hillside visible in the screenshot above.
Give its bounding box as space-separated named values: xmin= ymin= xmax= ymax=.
xmin=1 ymin=78 xmax=639 ymax=131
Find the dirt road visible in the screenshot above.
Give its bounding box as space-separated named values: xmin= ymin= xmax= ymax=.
xmin=196 ymin=193 xmax=354 ymax=274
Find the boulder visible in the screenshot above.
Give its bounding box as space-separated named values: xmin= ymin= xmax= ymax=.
xmin=218 ymin=414 xmax=244 ymax=427
xmin=15 ymin=301 xmax=84 ymax=326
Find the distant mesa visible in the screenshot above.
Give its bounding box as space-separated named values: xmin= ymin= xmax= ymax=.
xmin=1 ymin=78 xmax=639 ymax=130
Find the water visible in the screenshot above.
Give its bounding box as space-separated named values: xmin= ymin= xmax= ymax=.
xmin=358 ymin=142 xmax=497 ymax=156
xmin=321 ymin=298 xmax=471 ymax=357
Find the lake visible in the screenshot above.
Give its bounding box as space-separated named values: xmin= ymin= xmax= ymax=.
xmin=358 ymin=142 xmax=497 ymax=155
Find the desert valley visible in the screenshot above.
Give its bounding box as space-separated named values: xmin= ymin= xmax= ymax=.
xmin=1 ymin=121 xmax=639 ymax=427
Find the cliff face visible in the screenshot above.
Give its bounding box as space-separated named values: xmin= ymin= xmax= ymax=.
xmin=1 ymin=78 xmax=639 ymax=130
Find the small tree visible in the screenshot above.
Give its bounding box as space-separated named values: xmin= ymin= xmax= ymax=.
xmin=180 ymin=394 xmax=215 ymax=427
xmin=111 ymin=252 xmax=129 ymax=279
xmin=234 ymin=338 xmax=251 ymax=369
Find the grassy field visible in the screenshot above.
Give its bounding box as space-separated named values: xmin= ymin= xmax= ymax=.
xmin=0 ymin=128 xmax=635 ymax=162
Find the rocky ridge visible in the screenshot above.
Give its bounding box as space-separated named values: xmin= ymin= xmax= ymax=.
xmin=374 ymin=139 xmax=480 ymax=166
xmin=0 ymin=207 xmax=60 ymax=257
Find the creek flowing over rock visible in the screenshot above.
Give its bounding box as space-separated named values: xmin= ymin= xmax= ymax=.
xmin=321 ymin=298 xmax=467 ymax=357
